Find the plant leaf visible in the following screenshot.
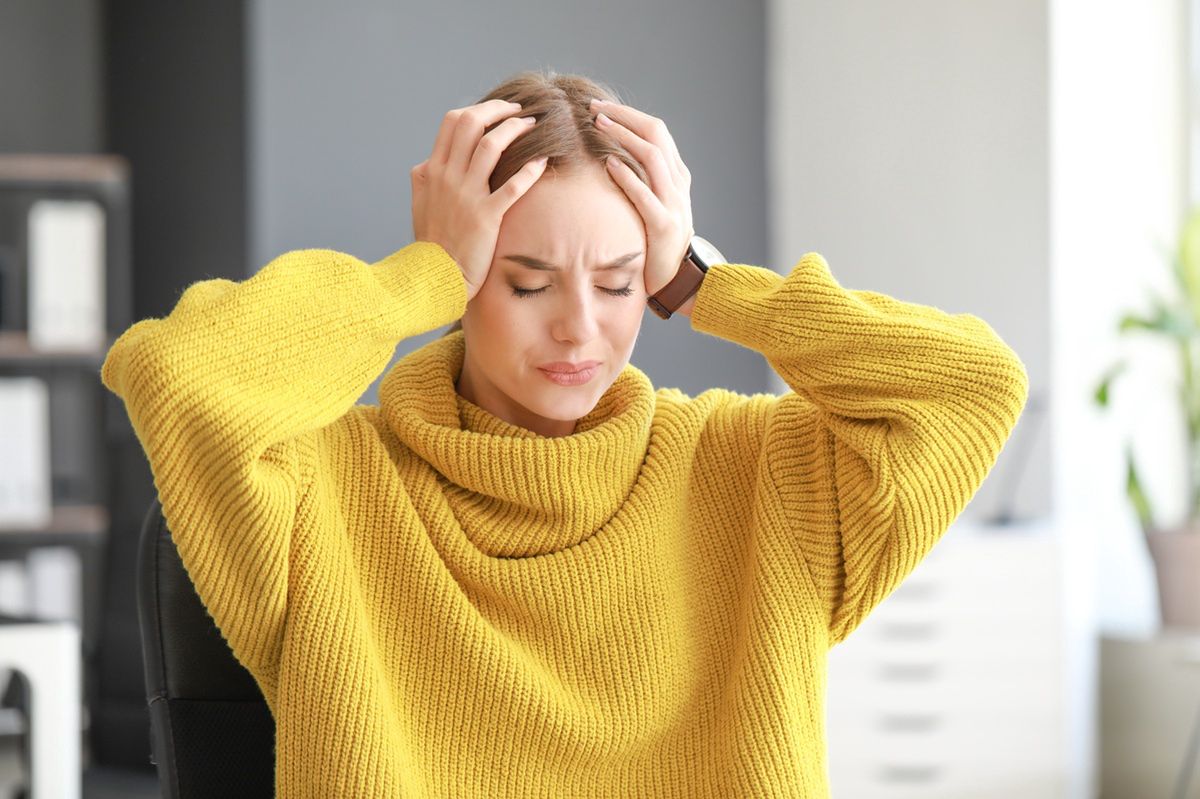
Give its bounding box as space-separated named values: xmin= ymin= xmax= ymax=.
xmin=1118 ymin=298 xmax=1196 ymax=339
xmin=1125 ymin=443 xmax=1154 ymax=532
xmin=1093 ymin=361 xmax=1127 ymax=407
xmin=1179 ymin=208 xmax=1200 ymax=322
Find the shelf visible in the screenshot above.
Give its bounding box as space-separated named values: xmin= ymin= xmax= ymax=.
xmin=0 ymin=504 xmax=108 ymax=539
xmin=0 ymin=154 xmax=133 ymax=748
xmin=0 ymin=331 xmax=111 ymax=368
xmin=0 ymin=154 xmax=129 ymax=188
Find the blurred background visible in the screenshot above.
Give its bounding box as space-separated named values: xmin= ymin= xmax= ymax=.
xmin=0 ymin=0 xmax=1196 ymax=797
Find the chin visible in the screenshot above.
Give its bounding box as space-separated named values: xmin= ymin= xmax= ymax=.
xmin=528 ymin=390 xmax=598 ymax=420
xmin=525 ymin=376 xmax=607 ymax=416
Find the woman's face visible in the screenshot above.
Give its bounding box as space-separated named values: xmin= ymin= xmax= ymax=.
xmin=456 ymin=162 xmax=648 ymax=438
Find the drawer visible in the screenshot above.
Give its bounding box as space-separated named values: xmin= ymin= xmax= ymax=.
xmin=866 ymin=579 xmax=1059 ymax=630
xmin=839 ymin=710 xmax=1062 ymax=764
xmin=827 ymin=655 xmax=1063 ymax=717
xmin=846 ymin=609 xmax=1062 ymax=653
xmin=831 ymin=624 xmax=1063 ymax=683
xmin=888 ymin=533 xmax=1060 ymax=600
xmin=827 ymin=707 xmax=1065 ymax=797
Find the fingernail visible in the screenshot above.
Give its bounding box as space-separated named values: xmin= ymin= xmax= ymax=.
xmin=596 ymin=112 xmax=613 ymax=127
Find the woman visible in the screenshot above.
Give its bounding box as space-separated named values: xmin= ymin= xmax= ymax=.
xmin=101 ymin=69 xmax=1029 ymax=797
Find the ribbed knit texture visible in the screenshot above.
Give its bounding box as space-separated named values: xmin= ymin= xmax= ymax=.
xmin=100 ymin=241 xmax=1028 ymax=798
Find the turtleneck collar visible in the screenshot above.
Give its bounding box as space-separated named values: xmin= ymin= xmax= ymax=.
xmin=378 ymin=330 xmax=655 ymax=559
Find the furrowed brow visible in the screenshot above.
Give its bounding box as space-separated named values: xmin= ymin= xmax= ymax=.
xmin=501 ymin=251 xmax=643 ymax=272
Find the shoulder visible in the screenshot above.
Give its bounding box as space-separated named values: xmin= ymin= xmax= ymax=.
xmin=301 ymin=403 xmax=399 ymax=472
xmin=653 ymin=385 xmax=779 ymax=449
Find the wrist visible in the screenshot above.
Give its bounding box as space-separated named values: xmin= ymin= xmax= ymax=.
xmin=647 ymin=235 xmax=722 ymax=320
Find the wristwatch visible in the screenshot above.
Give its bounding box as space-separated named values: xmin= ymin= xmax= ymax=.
xmin=647 ymin=235 xmax=726 ymax=320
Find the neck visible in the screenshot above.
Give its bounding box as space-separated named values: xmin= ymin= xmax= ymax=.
xmin=455 ymin=363 xmax=578 ymax=438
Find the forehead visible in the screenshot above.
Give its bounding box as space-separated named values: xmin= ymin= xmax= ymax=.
xmin=495 ymin=165 xmax=645 ymax=260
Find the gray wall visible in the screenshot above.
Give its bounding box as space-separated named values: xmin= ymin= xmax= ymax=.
xmin=104 ymin=0 xmax=249 ymax=322
xmin=0 ymin=0 xmax=103 ymax=153
xmin=249 ymin=0 xmax=772 ymax=400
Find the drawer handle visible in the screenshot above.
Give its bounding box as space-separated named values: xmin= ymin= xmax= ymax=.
xmin=877 ymin=712 xmax=942 ymax=732
xmin=876 ymin=763 xmax=943 ymax=784
xmin=877 ymin=621 xmax=941 ymax=640
xmin=877 ymin=661 xmax=941 ymax=681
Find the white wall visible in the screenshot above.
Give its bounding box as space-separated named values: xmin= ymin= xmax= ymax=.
xmin=768 ymin=0 xmax=1186 ymax=636
xmin=766 ymin=0 xmax=1051 ymax=526
xmin=1050 ymin=0 xmax=1187 ymax=636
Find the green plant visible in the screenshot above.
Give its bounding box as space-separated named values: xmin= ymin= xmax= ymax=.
xmin=1093 ymin=208 xmax=1200 ymax=535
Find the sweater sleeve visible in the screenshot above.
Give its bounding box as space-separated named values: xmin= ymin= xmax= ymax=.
xmin=99 ymin=241 xmax=467 ymax=692
xmin=687 ymin=253 xmax=1029 ymax=647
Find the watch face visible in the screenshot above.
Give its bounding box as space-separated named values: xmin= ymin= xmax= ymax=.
xmin=691 ymin=235 xmax=726 ymax=269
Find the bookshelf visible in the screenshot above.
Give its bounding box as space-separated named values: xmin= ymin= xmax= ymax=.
xmin=0 ymin=153 xmax=133 ymax=741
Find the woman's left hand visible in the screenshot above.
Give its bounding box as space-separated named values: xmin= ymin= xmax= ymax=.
xmin=589 ymin=98 xmax=694 ymax=298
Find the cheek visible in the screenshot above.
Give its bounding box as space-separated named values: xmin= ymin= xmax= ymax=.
xmin=466 ymin=289 xmax=536 ymax=349
xmin=615 ymin=292 xmax=648 ymax=328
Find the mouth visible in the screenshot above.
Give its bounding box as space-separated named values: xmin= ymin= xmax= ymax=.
xmin=537 ymin=363 xmax=600 ymax=386
xmin=538 ymin=360 xmax=602 ymax=373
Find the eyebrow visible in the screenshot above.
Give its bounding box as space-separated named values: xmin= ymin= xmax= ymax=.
xmin=500 ymin=251 xmax=643 ymax=272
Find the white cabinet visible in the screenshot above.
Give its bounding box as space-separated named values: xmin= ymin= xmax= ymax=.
xmin=825 ymin=517 xmax=1087 ymax=798
xmin=1100 ymin=631 xmax=1200 ymax=797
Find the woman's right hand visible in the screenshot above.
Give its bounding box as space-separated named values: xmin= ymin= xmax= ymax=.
xmin=410 ymin=99 xmax=548 ymax=301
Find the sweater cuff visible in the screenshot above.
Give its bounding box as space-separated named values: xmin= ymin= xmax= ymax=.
xmin=687 ymin=258 xmax=795 ymax=349
xmin=369 ymin=240 xmax=469 ymax=327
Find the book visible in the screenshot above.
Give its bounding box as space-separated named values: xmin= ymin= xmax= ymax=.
xmin=26 ymin=198 xmax=106 ymax=351
xmin=0 ymin=376 xmax=51 ymax=527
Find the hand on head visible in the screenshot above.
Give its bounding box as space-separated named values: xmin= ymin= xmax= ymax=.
xmin=586 ymin=98 xmax=695 ymax=297
xmin=410 ymin=93 xmax=696 ymax=303
xmin=410 ymin=99 xmax=548 ymax=301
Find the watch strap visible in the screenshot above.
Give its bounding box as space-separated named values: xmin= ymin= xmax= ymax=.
xmin=647 ymin=245 xmax=707 ymax=320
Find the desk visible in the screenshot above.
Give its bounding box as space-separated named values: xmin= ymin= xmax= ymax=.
xmin=0 ymin=619 xmax=81 ymax=799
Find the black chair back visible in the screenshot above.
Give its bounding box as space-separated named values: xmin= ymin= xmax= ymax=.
xmin=136 ymin=497 xmax=275 ymax=798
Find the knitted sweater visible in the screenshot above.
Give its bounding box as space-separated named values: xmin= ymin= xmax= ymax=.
xmin=100 ymin=240 xmax=1028 ymax=798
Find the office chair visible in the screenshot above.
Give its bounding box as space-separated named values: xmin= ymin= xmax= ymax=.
xmin=136 ymin=497 xmax=275 ymax=798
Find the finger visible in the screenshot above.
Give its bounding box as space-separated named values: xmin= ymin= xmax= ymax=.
xmin=486 ymin=155 xmax=550 ymax=216
xmin=594 ymin=112 xmax=679 ymax=199
xmin=410 ymin=160 xmax=427 ymax=189
xmin=445 ymin=99 xmax=526 ymax=177
xmin=431 ymin=99 xmax=522 ymax=167
xmin=604 ymin=156 xmax=672 ymax=233
xmin=591 ymin=100 xmax=684 ymax=174
xmin=466 ymin=115 xmax=538 ymax=188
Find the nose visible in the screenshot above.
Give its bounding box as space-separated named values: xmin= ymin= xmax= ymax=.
xmin=550 ymin=284 xmax=603 ymax=344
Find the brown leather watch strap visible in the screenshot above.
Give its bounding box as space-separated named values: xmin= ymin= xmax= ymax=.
xmin=647 ymin=255 xmax=706 ymax=320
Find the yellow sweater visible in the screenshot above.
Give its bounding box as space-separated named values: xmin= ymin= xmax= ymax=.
xmin=100 ymin=241 xmax=1028 ymax=798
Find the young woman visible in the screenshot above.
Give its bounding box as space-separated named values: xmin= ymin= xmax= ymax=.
xmin=101 ymin=69 xmax=1029 ymax=797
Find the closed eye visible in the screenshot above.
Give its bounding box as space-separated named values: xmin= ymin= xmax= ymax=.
xmin=511 ymin=285 xmax=635 ymax=298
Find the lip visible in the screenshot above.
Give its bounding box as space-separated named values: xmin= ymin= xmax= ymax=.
xmin=537 ymin=360 xmax=602 ymax=374
xmin=537 ymin=361 xmax=601 ymax=387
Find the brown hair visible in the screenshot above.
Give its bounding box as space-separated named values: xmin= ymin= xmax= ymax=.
xmin=440 ymin=69 xmax=650 ymax=337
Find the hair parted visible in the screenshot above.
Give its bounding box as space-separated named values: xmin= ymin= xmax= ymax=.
xmin=441 ymin=68 xmax=650 ymax=338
